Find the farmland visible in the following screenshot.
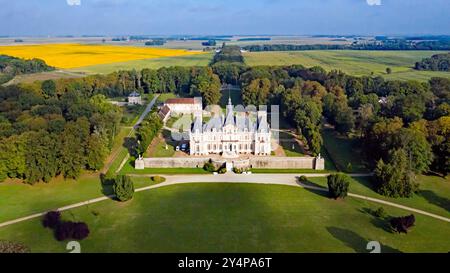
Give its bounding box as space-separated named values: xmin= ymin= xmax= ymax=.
xmin=0 ymin=43 xmax=204 ymax=69
xmin=243 ymin=50 xmax=450 ymax=81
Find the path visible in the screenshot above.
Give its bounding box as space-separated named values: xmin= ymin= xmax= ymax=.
xmin=1 ymin=173 xmax=449 ymax=229
xmin=101 ymin=94 xmax=160 ymax=173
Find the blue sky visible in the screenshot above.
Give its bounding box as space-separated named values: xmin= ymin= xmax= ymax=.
xmin=0 ymin=0 xmax=449 ymax=36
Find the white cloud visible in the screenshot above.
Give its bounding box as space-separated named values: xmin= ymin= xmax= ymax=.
xmin=67 ymin=0 xmax=81 ymax=6
xmin=366 ymin=0 xmax=381 ymax=6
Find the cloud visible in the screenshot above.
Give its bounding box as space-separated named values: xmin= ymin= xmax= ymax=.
xmin=366 ymin=0 xmax=381 ymax=6
xmin=67 ymin=0 xmax=81 ymax=6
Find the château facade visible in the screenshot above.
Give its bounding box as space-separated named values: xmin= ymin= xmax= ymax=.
xmin=189 ymin=99 xmax=271 ymax=156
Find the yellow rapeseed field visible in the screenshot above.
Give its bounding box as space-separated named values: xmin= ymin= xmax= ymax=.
xmin=0 ymin=43 xmax=204 ymax=69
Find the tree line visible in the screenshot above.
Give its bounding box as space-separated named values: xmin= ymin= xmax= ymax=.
xmin=0 ymin=55 xmax=54 ymax=84
xmin=415 ymin=53 xmax=450 ymax=71
xmin=242 ymin=40 xmax=450 ymax=52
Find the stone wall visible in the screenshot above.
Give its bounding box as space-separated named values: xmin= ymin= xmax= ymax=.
xmin=136 ymin=156 xmax=325 ymax=170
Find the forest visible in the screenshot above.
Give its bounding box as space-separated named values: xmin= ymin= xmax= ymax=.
xmin=0 ymin=55 xmax=54 ymax=84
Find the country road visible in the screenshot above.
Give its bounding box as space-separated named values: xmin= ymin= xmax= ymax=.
xmin=1 ymin=173 xmax=449 ymax=229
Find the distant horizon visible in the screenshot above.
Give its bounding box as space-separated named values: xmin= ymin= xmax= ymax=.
xmin=1 ymin=0 xmax=449 ymax=37
xmin=2 ymin=34 xmax=450 ymax=39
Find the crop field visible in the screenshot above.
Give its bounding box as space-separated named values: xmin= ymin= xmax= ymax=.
xmin=244 ymin=50 xmax=450 ymax=81
xmin=72 ymin=53 xmax=213 ymax=74
xmin=0 ymin=43 xmax=205 ymax=69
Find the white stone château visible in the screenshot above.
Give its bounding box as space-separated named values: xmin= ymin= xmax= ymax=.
xmin=189 ymin=98 xmax=272 ymax=156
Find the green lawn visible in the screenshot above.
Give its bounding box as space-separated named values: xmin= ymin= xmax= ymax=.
xmin=244 ymin=50 xmax=450 ymax=81
xmin=70 ymin=53 xmax=213 ymax=75
xmin=322 ymin=128 xmax=368 ymax=173
xmin=0 ymin=183 xmax=448 ymax=253
xmin=308 ymin=175 xmax=450 ymax=219
xmin=278 ymin=131 xmax=306 ymax=157
xmin=0 ymin=176 xmax=152 ymax=223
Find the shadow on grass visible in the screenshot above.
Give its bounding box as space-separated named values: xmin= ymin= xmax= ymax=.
xmin=358 ymin=208 xmax=393 ymax=234
xmin=419 ymin=190 xmax=450 ymax=213
xmin=296 ymin=178 xmax=330 ymax=198
xmin=99 ymin=173 xmax=116 ymax=200
xmin=327 ymin=226 xmax=402 ymax=253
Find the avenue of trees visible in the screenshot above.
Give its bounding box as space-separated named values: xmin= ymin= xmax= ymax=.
xmin=415 ymin=53 xmax=450 ymax=71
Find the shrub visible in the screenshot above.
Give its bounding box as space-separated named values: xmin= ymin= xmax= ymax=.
xmin=390 ymin=214 xmax=415 ymax=234
xmin=113 ymin=175 xmax=134 ymax=202
xmin=233 ymin=167 xmax=243 ymax=174
xmin=55 ymin=221 xmax=90 ymax=241
xmin=218 ymin=167 xmax=227 ymax=174
xmin=0 ymin=241 xmax=30 ymax=253
xmin=299 ymin=176 xmax=308 ymax=183
xmin=373 ymin=207 xmax=387 ymax=218
xmin=42 ymin=211 xmax=61 ymax=229
xmin=327 ymin=173 xmax=350 ymax=199
xmin=203 ymin=161 xmax=216 ymax=173
xmin=151 ymin=176 xmax=166 ymax=183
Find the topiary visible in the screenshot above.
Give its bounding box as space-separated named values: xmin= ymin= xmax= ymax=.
xmin=299 ymin=176 xmax=308 ymax=183
xmin=373 ymin=207 xmax=387 ymax=218
xmin=327 ymin=173 xmax=350 ymax=199
xmin=151 ymin=176 xmax=166 ymax=183
xmin=203 ymin=161 xmax=216 ymax=173
xmin=42 ymin=211 xmax=61 ymax=229
xmin=113 ymin=175 xmax=134 ymax=202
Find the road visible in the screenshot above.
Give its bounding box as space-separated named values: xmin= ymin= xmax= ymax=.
xmin=1 ymin=173 xmax=449 ymax=229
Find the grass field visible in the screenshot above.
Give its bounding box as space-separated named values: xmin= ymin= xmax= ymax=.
xmin=322 ymin=127 xmax=368 ymax=173
xmin=0 ymin=43 xmax=205 ymax=69
xmin=244 ymin=50 xmax=450 ymax=81
xmin=72 ymin=53 xmax=213 ymax=74
xmin=308 ymin=175 xmax=450 ymax=219
xmin=0 ymin=183 xmax=448 ymax=253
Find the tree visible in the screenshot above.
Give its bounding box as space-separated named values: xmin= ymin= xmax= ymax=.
xmin=190 ymin=67 xmax=221 ymax=105
xmin=41 ymin=80 xmax=56 ymax=98
xmin=113 ymin=175 xmax=134 ymax=202
xmin=386 ymin=67 xmax=392 ymax=74
xmin=327 ymin=173 xmax=350 ymax=199
xmin=393 ymin=128 xmax=433 ymax=174
xmin=373 ymin=149 xmax=418 ymax=198
xmin=390 ymin=214 xmax=415 ymax=234
xmin=85 ymin=133 xmax=109 ymax=171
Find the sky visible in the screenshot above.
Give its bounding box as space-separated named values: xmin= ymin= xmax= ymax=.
xmin=0 ymin=0 xmax=449 ymax=36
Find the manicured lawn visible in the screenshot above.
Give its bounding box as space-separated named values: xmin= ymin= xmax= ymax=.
xmin=308 ymin=175 xmax=450 ymax=219
xmin=278 ymin=131 xmax=306 ymax=157
xmin=0 ymin=175 xmax=153 ymax=223
xmin=243 ymin=50 xmax=450 ymax=81
xmin=0 ymin=183 xmax=448 ymax=253
xmin=145 ymin=131 xmax=176 ymax=158
xmin=322 ymin=128 xmax=368 ymax=173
